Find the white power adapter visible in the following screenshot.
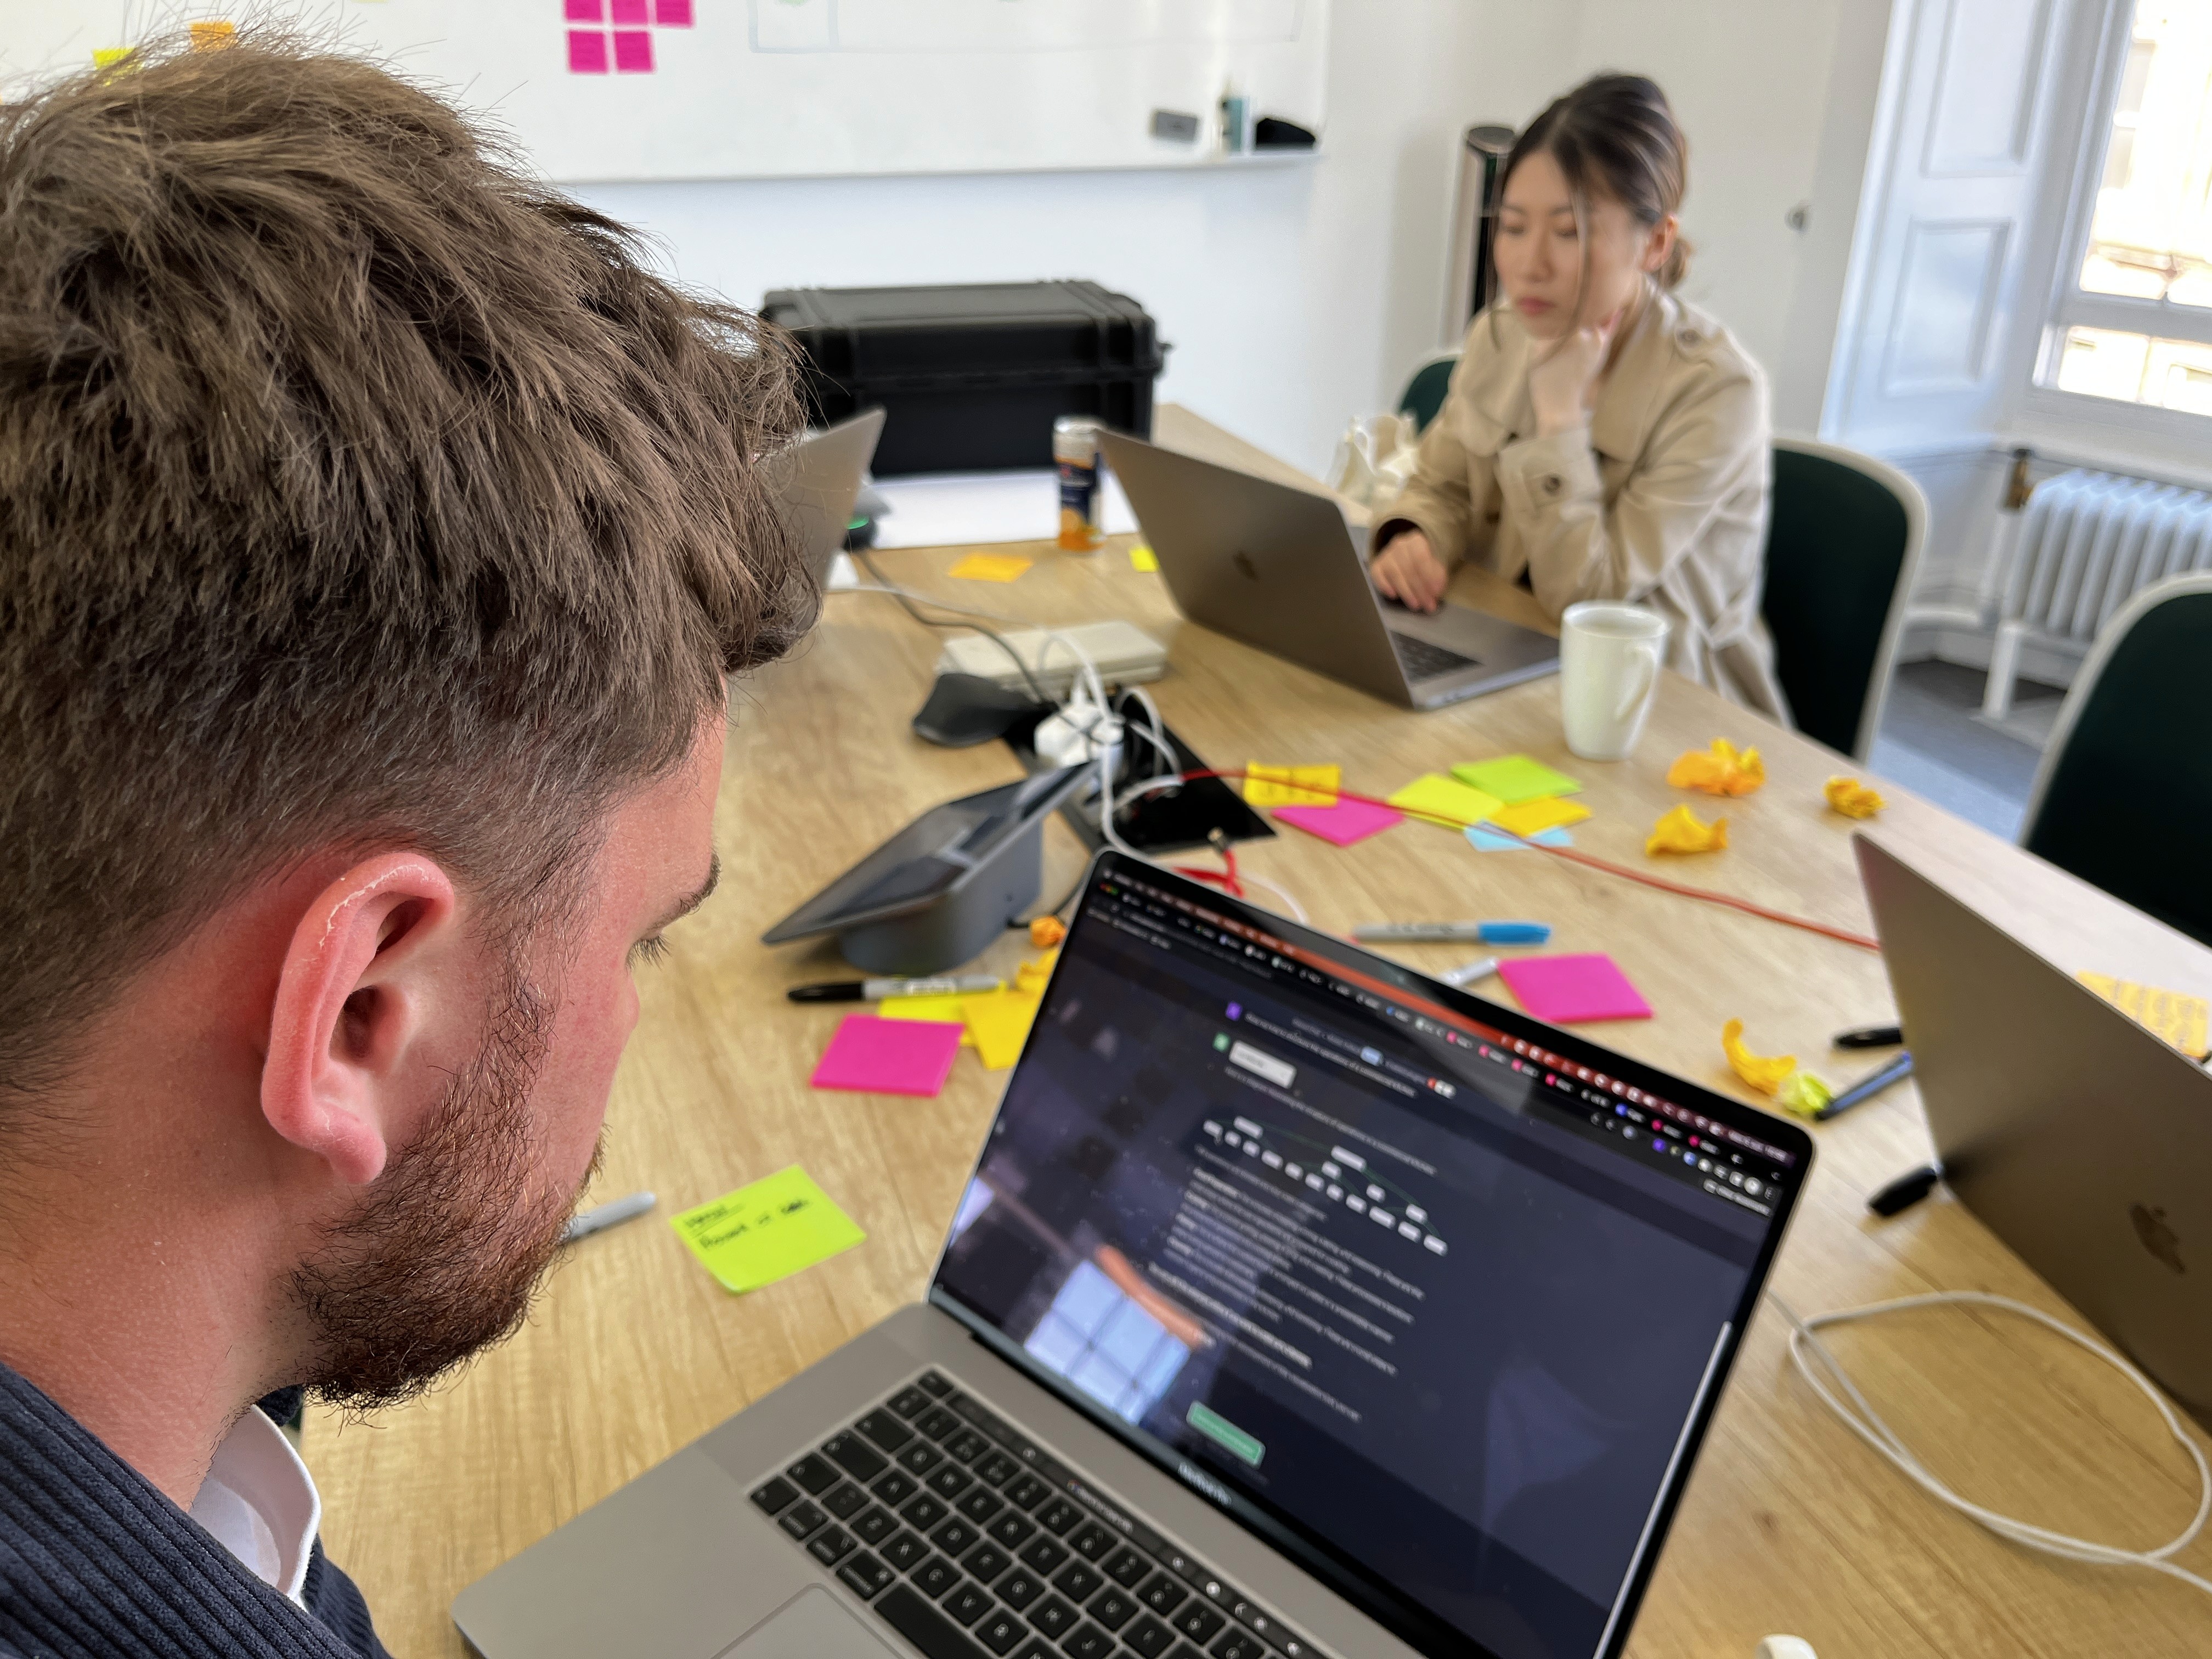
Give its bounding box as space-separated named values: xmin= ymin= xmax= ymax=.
xmin=1033 ymin=690 xmax=1124 ymax=771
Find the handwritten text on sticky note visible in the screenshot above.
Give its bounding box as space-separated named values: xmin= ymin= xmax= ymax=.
xmin=672 ymin=1165 xmax=865 ymax=1293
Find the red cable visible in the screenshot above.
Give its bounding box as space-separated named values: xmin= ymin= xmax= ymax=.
xmin=1180 ymin=769 xmax=1881 ymax=953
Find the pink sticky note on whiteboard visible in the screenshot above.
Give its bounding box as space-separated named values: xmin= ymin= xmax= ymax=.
xmin=609 ymin=0 xmax=650 ymax=22
xmin=810 ymin=1014 xmax=964 ymax=1097
xmin=655 ymin=0 xmax=695 ymax=23
xmin=1497 ymin=954 xmax=1652 ymax=1024
xmin=1272 ymin=797 xmax=1403 ymax=848
xmin=567 ymin=30 xmax=610 ymax=72
xmin=564 ymin=0 xmax=604 ymax=21
xmin=612 ymin=29 xmax=654 ymax=71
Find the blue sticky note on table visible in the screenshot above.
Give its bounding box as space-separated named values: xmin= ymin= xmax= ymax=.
xmin=1465 ymin=825 xmax=1575 ymax=853
xmin=810 ymin=1013 xmax=963 ymax=1096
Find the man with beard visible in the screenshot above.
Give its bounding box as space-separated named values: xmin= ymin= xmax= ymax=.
xmin=0 ymin=31 xmax=814 ymax=1659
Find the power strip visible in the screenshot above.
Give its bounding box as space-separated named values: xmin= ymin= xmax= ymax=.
xmin=934 ymin=619 xmax=1167 ymax=696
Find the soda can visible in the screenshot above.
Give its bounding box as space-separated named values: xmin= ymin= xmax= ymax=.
xmin=1053 ymin=415 xmax=1104 ymax=552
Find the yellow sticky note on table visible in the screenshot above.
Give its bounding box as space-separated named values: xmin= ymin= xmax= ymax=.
xmin=1387 ymin=773 xmax=1503 ymax=830
xmin=1452 ymin=755 xmax=1582 ymax=804
xmin=671 ymin=1165 xmax=865 ymax=1294
xmin=1486 ymin=795 xmax=1592 ymax=838
xmin=963 ymin=989 xmax=1043 ymax=1070
xmin=1130 ymin=544 xmax=1160 ymax=572
xmin=93 ymin=47 xmax=134 ymax=70
xmin=879 ymin=995 xmax=975 ymax=1045
xmin=947 ymin=552 xmax=1032 ymax=583
xmin=2077 ymin=972 xmax=2210 ymax=1059
xmin=1244 ymin=763 xmax=1340 ymax=808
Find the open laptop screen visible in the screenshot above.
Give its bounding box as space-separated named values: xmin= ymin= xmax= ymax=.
xmin=931 ymin=853 xmax=1809 ymax=1659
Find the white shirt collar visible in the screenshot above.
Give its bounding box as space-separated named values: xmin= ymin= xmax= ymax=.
xmin=188 ymin=1402 xmax=322 ymax=1606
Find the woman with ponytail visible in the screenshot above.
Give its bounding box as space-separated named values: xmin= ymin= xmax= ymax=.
xmin=1372 ymin=74 xmax=1785 ymax=716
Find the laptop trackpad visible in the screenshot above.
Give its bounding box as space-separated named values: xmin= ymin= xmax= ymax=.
xmin=715 ymin=1587 xmax=896 ymax=1659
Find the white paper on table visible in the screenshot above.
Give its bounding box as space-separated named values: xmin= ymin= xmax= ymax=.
xmin=868 ymin=469 xmax=1138 ymax=550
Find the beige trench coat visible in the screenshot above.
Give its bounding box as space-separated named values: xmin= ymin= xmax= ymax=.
xmin=1374 ymin=288 xmax=1787 ymax=719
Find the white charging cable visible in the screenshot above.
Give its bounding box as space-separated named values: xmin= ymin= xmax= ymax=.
xmin=1771 ymin=1289 xmax=2212 ymax=1600
xmin=849 ymin=579 xmax=1309 ymax=922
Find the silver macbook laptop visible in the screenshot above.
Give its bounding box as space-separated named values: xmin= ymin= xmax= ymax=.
xmin=1097 ymin=433 xmax=1559 ymax=710
xmin=454 ymin=851 xmax=1811 ymax=1659
xmin=776 ymin=407 xmax=888 ymax=586
xmin=1857 ymin=836 xmax=2212 ymax=1418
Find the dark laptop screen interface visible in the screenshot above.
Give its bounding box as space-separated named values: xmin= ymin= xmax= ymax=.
xmin=932 ymin=861 xmax=1804 ymax=1659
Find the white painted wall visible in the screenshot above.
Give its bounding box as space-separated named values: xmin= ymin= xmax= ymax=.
xmin=568 ymin=1 xmax=1894 ymax=475
xmin=574 ymin=1 xmax=1579 ymax=477
xmin=1562 ymin=0 xmax=1897 ymax=435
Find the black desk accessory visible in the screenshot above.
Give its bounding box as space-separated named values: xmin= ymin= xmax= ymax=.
xmin=998 ymin=691 xmax=1270 ymax=855
xmin=761 ymin=767 xmax=1089 ymax=975
xmin=1254 ymin=116 xmax=1317 ymax=149
xmin=912 ymin=673 xmax=1049 ymax=748
xmin=1867 ymin=1164 xmax=1943 ymax=1217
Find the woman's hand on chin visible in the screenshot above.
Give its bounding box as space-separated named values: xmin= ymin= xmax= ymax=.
xmin=1528 ymin=308 xmax=1621 ymax=438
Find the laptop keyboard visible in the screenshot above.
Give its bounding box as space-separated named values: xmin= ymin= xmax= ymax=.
xmin=747 ymin=1369 xmax=1330 ymax=1659
xmin=1386 ymin=631 xmax=1480 ymax=680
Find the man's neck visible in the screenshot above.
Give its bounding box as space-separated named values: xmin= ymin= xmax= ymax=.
xmin=0 ymin=1137 xmax=298 ymax=1509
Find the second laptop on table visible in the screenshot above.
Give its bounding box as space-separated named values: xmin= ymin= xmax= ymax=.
xmin=1101 ymin=431 xmax=1559 ymax=710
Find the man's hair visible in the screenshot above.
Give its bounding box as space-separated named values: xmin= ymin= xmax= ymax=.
xmin=0 ymin=34 xmax=816 ymax=1104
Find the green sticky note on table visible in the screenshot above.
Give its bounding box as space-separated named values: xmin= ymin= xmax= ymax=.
xmin=671 ymin=1165 xmax=865 ymax=1294
xmin=1451 ymin=755 xmax=1582 ymax=804
xmin=1387 ymin=772 xmax=1503 ymax=830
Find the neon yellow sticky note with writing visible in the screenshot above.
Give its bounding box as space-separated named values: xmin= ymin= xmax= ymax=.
xmin=1243 ymin=763 xmax=1340 ymax=808
xmin=878 ymin=995 xmax=974 ymax=1045
xmin=947 ymin=552 xmax=1032 ymax=583
xmin=1386 ymin=773 xmax=1503 ymax=830
xmin=2077 ymin=972 xmax=2210 ymax=1059
xmin=1130 ymin=544 xmax=1160 ymax=572
xmin=1451 ymin=755 xmax=1582 ymax=804
xmin=1486 ymin=795 xmax=1592 ymax=838
xmin=962 ymin=990 xmax=1042 ymax=1070
xmin=671 ymin=1166 xmax=866 ymax=1294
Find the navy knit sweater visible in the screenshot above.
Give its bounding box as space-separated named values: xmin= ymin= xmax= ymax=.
xmin=0 ymin=1363 xmax=388 ymax=1658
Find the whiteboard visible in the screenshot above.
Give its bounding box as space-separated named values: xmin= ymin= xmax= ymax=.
xmin=1 ymin=1 xmax=1330 ymax=184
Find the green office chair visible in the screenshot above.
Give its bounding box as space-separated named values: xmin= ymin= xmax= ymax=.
xmin=1397 ymin=351 xmax=1459 ymax=434
xmin=2021 ymin=572 xmax=2212 ymax=947
xmin=1759 ymin=437 xmax=1926 ymax=761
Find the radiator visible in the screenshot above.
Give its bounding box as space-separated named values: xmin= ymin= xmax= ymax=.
xmin=1983 ymin=467 xmax=2212 ymax=719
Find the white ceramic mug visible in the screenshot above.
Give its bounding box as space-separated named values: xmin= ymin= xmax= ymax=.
xmin=1559 ymin=601 xmax=1669 ymax=761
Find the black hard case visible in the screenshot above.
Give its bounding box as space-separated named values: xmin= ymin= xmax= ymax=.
xmin=761 ymin=280 xmax=1166 ymax=476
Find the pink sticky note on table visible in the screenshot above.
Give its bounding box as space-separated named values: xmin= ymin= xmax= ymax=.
xmin=1497 ymin=954 xmax=1652 ymax=1024
xmin=1272 ymin=798 xmax=1403 ymax=848
xmin=610 ymin=0 xmax=650 ymax=22
xmin=810 ymin=1014 xmax=964 ymax=1097
xmin=567 ymin=29 xmax=610 ymax=72
xmin=612 ymin=29 xmax=654 ymax=71
xmin=564 ymin=0 xmax=605 ymax=21
xmin=655 ymin=0 xmax=695 ymax=23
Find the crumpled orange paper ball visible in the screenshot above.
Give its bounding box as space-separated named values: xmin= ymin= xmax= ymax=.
xmin=1667 ymin=738 xmax=1766 ymax=797
xmin=1646 ymin=803 xmax=1728 ymax=855
xmin=1824 ymin=776 xmax=1886 ymax=819
xmin=1722 ymin=1019 xmax=1795 ymax=1094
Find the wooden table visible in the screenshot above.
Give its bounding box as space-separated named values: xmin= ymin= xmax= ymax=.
xmin=309 ymin=408 xmax=2212 ymax=1657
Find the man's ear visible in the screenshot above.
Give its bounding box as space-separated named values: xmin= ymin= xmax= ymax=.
xmin=262 ymin=854 xmax=460 ymax=1186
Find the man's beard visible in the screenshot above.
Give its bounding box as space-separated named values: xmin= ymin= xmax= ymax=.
xmin=288 ymin=960 xmax=596 ymax=1412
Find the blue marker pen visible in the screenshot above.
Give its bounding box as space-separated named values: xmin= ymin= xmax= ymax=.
xmin=1351 ymin=921 xmax=1553 ymax=946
